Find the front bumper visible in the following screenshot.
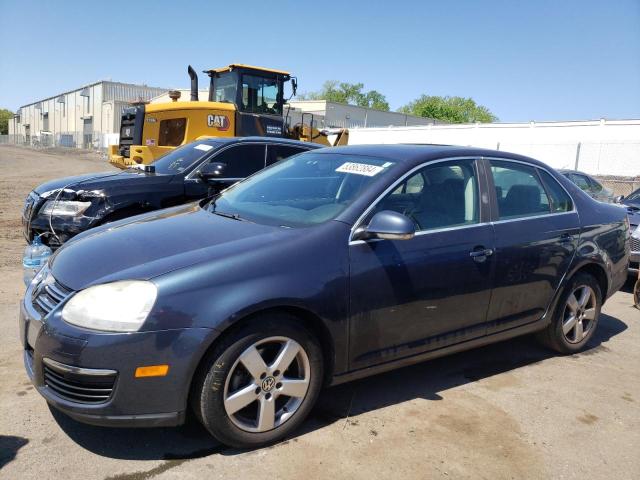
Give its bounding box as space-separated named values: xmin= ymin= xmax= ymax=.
xmin=20 ymin=290 xmax=219 ymax=428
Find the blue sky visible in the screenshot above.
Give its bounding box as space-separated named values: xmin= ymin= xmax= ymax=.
xmin=0 ymin=0 xmax=638 ymax=122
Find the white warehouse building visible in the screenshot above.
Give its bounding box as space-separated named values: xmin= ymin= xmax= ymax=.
xmin=9 ymin=81 xmax=167 ymax=149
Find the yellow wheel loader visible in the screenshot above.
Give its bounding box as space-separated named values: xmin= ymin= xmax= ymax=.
xmin=109 ymin=64 xmax=348 ymax=169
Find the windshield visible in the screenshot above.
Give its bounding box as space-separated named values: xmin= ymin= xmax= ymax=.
xmin=626 ymin=188 xmax=640 ymax=202
xmin=208 ymin=152 xmax=396 ymax=227
xmin=149 ymin=139 xmax=222 ymax=175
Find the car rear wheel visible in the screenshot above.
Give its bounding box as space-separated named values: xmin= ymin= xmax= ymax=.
xmin=537 ymin=272 xmax=602 ymax=353
xmin=191 ymin=314 xmax=323 ymax=448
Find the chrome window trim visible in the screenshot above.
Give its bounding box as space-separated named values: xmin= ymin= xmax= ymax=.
xmin=490 ymin=210 xmax=578 ymax=225
xmin=348 ymin=156 xmax=482 ymax=243
xmin=349 ymin=221 xmax=491 ymax=246
xmin=43 ymin=357 xmax=117 ymax=376
xmin=348 ymin=155 xmax=579 ymax=245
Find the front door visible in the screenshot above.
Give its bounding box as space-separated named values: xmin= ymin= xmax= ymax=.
xmin=485 ymin=159 xmax=579 ymax=333
xmin=348 ymin=158 xmax=495 ymax=370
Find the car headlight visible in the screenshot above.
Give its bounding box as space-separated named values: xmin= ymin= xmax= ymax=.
xmin=62 ymin=280 xmax=157 ymax=332
xmin=41 ymin=200 xmax=91 ymax=217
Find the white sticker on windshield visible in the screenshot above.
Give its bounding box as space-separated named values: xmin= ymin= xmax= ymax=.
xmin=194 ymin=144 xmax=213 ymax=152
xmin=336 ymin=162 xmax=384 ymax=177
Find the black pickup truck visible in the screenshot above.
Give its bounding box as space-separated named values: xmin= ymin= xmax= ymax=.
xmin=22 ymin=136 xmax=317 ymax=248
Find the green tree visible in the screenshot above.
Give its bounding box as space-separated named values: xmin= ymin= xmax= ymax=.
xmin=299 ymin=81 xmax=390 ymax=111
xmin=398 ymin=95 xmax=497 ymax=123
xmin=0 ymin=108 xmax=13 ymax=135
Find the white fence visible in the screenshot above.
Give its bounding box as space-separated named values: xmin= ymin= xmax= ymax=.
xmin=349 ymin=119 xmax=640 ymax=177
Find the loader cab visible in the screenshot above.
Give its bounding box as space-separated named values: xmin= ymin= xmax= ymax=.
xmin=206 ymin=64 xmax=294 ymax=138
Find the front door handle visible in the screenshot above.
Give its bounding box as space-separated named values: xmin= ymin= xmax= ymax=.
xmin=559 ymin=233 xmax=573 ymax=244
xmin=469 ymin=247 xmax=494 ymax=262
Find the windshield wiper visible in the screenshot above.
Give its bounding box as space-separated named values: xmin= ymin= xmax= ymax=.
xmin=208 ymin=199 xmax=246 ymax=221
xmin=212 ymin=210 xmax=244 ymax=221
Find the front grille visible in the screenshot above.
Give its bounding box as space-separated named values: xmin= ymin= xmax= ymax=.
xmin=31 ymin=275 xmax=73 ymax=317
xmin=43 ymin=362 xmax=116 ymax=404
xmin=631 ymin=235 xmax=640 ymax=253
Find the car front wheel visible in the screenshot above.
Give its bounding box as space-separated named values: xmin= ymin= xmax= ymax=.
xmin=191 ymin=315 xmax=323 ymax=448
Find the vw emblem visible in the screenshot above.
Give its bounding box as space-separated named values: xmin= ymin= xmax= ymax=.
xmin=261 ymin=376 xmax=276 ymax=392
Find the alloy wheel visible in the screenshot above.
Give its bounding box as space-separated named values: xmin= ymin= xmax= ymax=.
xmin=223 ymin=336 xmax=311 ymax=433
xmin=562 ymin=285 xmax=597 ymax=343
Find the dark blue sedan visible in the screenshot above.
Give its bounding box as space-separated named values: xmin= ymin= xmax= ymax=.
xmin=20 ymin=145 xmax=630 ymax=448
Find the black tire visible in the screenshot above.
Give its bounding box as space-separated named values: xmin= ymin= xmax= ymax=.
xmin=190 ymin=314 xmax=323 ymax=448
xmin=537 ymin=272 xmax=602 ymax=354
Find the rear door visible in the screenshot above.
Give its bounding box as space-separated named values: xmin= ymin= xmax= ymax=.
xmin=485 ymin=159 xmax=579 ymax=333
xmin=348 ymin=158 xmax=495 ymax=369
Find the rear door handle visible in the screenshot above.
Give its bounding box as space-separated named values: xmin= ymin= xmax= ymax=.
xmin=469 ymin=248 xmax=494 ymax=262
xmin=559 ymin=233 xmax=573 ymax=244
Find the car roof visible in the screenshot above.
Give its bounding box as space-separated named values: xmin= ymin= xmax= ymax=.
xmin=313 ymin=144 xmax=553 ymax=169
xmin=210 ymin=136 xmax=322 ymax=148
xmin=558 ymin=169 xmax=590 ymax=176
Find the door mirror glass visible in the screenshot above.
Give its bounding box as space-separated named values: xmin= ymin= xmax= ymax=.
xmin=354 ymin=210 xmax=415 ymax=241
xmin=198 ymin=162 xmax=227 ymax=181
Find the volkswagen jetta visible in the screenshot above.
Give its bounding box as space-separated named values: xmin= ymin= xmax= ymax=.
xmin=20 ymin=145 xmax=630 ymax=448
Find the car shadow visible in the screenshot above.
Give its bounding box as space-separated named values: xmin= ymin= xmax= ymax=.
xmin=0 ymin=435 xmax=29 ymax=469
xmin=50 ymin=312 xmax=628 ymax=461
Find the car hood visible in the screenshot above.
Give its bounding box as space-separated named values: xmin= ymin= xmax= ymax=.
xmin=50 ymin=203 xmax=288 ymax=291
xmin=34 ymin=170 xmax=172 ymax=198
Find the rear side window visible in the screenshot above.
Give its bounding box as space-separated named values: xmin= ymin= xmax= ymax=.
xmin=158 ymin=118 xmax=186 ymax=146
xmin=211 ymin=144 xmax=266 ymax=178
xmin=490 ymin=160 xmax=550 ymax=220
xmin=267 ymin=145 xmax=307 ymax=165
xmin=587 ymin=176 xmax=603 ymax=193
xmin=538 ymin=170 xmax=573 ymax=213
xmin=569 ymin=173 xmax=590 ymax=191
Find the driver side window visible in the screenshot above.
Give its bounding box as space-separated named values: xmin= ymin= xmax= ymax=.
xmin=208 ymin=144 xmax=266 ymax=178
xmin=368 ymin=159 xmax=479 ymax=232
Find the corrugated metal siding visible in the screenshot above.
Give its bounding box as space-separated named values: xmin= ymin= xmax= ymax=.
xmin=102 ymin=82 xmax=168 ymax=103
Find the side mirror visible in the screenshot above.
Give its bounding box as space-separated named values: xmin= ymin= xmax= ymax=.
xmin=614 ymin=195 xmax=625 ymax=204
xmin=291 ymin=77 xmax=298 ymax=96
xmin=353 ymin=210 xmax=415 ymax=241
xmin=198 ymin=162 xmax=227 ymax=182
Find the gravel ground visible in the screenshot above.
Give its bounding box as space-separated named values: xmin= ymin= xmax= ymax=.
xmin=1 ymin=145 xmax=639 ymax=480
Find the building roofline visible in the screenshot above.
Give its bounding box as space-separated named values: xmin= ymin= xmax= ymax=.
xmin=288 ymin=99 xmax=436 ymax=122
xmin=18 ymin=80 xmax=169 ymax=109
